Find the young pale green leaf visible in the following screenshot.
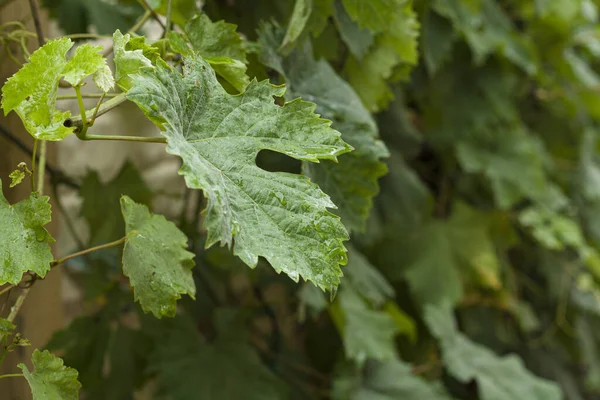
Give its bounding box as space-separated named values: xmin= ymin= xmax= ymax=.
xmin=9 ymin=169 xmax=26 ymax=188
xmin=0 ymin=182 xmax=54 ymax=285
xmin=1 ymin=38 xmax=112 ymax=140
xmin=148 ymin=313 xmax=289 ymax=399
xmin=0 ymin=317 xmax=16 ymax=335
xmin=126 ymin=55 xmax=351 ymax=292
xmin=121 ymin=196 xmax=196 ymax=318
xmin=336 ymin=287 xmax=400 ymax=364
xmin=259 ymin=26 xmax=388 ymax=232
xmin=333 ymin=360 xmax=452 ymax=400
xmin=424 ymin=303 xmax=562 ymax=400
xmin=19 ymin=350 xmax=82 ymax=400
xmin=112 ymin=30 xmax=156 ymax=91
xmin=62 ymin=44 xmax=113 ymax=89
xmin=168 ymin=13 xmax=249 ymax=91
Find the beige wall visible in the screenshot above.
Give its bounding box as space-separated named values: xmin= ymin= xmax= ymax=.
xmin=1 ymin=1 xmax=64 ymax=398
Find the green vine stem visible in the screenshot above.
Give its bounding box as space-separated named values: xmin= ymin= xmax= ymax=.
xmin=51 ymin=237 xmax=127 ymax=267
xmin=82 ymin=134 xmax=167 ymax=143
xmin=67 ymin=92 xmax=127 ymax=130
xmin=0 ymin=374 xmax=24 ymax=380
xmin=165 ymin=0 xmax=173 ymax=36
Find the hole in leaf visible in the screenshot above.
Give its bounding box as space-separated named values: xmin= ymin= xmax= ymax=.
xmin=255 ymin=150 xmax=301 ymax=174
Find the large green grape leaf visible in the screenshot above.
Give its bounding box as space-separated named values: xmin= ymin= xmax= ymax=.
xmin=0 ymin=182 xmax=54 ymax=285
xmin=424 ymin=303 xmax=562 ymax=400
xmin=333 ymin=360 xmax=452 ymax=400
xmin=334 ymin=286 xmax=400 ymax=364
xmin=259 ymin=25 xmax=388 ymax=232
xmin=1 ymin=39 xmax=113 ymax=140
xmin=121 ymin=196 xmax=196 ymax=318
xmin=19 ymin=350 xmax=82 ymax=400
xmin=168 ymin=13 xmax=250 ymax=91
xmin=126 ymin=55 xmax=351 ymax=292
xmin=147 ymin=311 xmax=289 ymax=399
xmin=345 ymin=0 xmax=419 ymax=111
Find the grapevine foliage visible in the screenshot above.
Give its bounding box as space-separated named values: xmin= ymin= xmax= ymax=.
xmin=2 ymin=0 xmax=600 ymax=399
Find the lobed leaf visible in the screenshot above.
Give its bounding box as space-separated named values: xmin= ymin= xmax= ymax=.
xmin=121 ymin=196 xmax=196 ymax=318
xmin=126 ymin=54 xmax=351 ymax=292
xmin=424 ymin=303 xmax=562 ymax=400
xmin=1 ymin=39 xmax=112 ymax=140
xmin=0 ymin=182 xmax=54 ymax=285
xmin=20 ymin=349 xmax=82 ymax=400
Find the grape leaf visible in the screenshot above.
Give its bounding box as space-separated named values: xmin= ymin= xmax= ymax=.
xmin=1 ymin=39 xmax=112 ymax=140
xmin=333 ymin=0 xmax=374 ymax=59
xmin=167 ymin=13 xmax=250 ymax=91
xmin=424 ymin=303 xmax=562 ymax=400
xmin=147 ymin=311 xmax=289 ymax=399
xmin=259 ymin=25 xmax=388 ymax=232
xmin=399 ymin=204 xmax=500 ymax=306
xmin=121 ymin=196 xmax=196 ymax=318
xmin=113 ymin=30 xmax=157 ymax=91
xmin=335 ymin=286 xmax=400 ymax=364
xmin=341 ymin=0 xmax=399 ymax=31
xmin=344 ymin=245 xmax=394 ymax=307
xmin=333 ymin=360 xmax=452 ymax=400
xmin=345 ymin=0 xmax=419 ymax=111
xmin=126 ymin=55 xmax=351 ymax=292
xmin=431 ymin=0 xmax=537 ymax=73
xmin=0 ymin=183 xmax=54 ymax=285
xmin=62 ymin=44 xmax=114 ymax=90
xmin=9 ymin=169 xmax=26 ymax=188
xmin=280 ymin=0 xmax=313 ymax=53
xmin=19 ymin=350 xmax=82 ymax=400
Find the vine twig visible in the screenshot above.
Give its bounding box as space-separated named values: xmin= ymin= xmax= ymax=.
xmin=26 ymin=0 xmax=44 ymax=47
xmin=51 ymin=237 xmax=128 ymax=267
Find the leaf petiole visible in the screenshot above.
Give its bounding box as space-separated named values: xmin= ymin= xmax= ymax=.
xmin=51 ymin=236 xmax=128 ymax=267
xmin=0 ymin=373 xmax=24 ymax=380
xmin=82 ymin=134 xmax=167 ymax=143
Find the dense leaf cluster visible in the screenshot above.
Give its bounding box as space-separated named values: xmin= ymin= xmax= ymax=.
xmin=2 ymin=0 xmax=600 ymax=398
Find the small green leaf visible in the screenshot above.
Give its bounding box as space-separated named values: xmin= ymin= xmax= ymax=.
xmin=167 ymin=13 xmax=250 ymax=91
xmin=121 ymin=196 xmax=196 ymax=318
xmin=112 ymin=30 xmax=156 ymax=91
xmin=127 ymin=55 xmax=351 ymax=292
xmin=341 ymin=0 xmax=400 ymax=31
xmin=0 ymin=182 xmax=54 ymax=285
xmin=9 ymin=169 xmax=26 ymax=188
xmin=1 ymin=38 xmax=112 ymax=140
xmin=424 ymin=303 xmax=562 ymax=400
xmin=333 ymin=0 xmax=374 ymax=59
xmin=62 ymin=44 xmax=113 ymax=89
xmin=0 ymin=317 xmax=16 ymax=335
xmin=19 ymin=349 xmax=82 ymax=400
